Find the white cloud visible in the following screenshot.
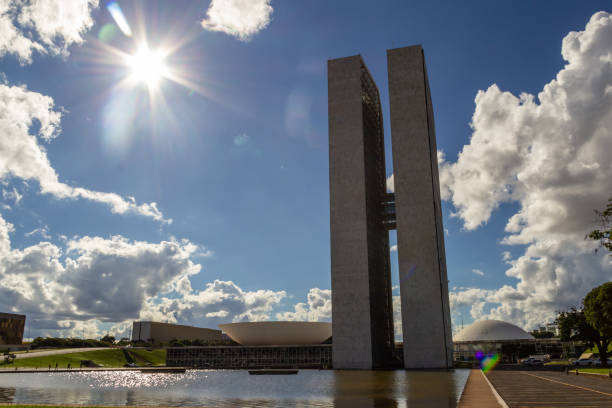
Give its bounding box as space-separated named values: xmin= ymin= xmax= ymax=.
xmin=0 ymin=0 xmax=98 ymax=64
xmin=2 ymin=186 xmax=22 ymax=205
xmin=0 ymin=219 xmax=199 ymax=330
xmin=201 ymin=0 xmax=273 ymax=41
xmin=0 ymin=83 xmax=170 ymax=223
xmin=393 ymin=295 xmax=401 ymax=340
xmin=471 ymin=268 xmax=484 ymax=276
xmin=24 ymin=226 xmax=50 ymax=240
xmin=0 ymin=211 xmax=288 ymax=337
xmin=444 ymin=12 xmax=612 ymax=330
xmin=233 ymin=133 xmax=250 ymax=146
xmin=390 ymin=244 xmax=397 ymax=252
xmin=146 ymin=279 xmax=287 ymax=328
xmin=276 ymin=288 xmax=331 ymax=322
xmin=386 ymin=174 xmax=394 ymax=193
xmin=206 ymin=310 xmax=229 ymax=318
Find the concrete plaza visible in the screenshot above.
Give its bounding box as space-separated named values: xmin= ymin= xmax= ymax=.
xmin=459 ymin=369 xmax=612 ymax=407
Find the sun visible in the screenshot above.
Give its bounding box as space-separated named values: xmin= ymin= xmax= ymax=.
xmin=126 ymin=45 xmax=167 ymax=86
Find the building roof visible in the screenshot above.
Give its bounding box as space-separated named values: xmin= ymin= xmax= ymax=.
xmin=454 ymin=319 xmax=535 ymax=342
xmin=0 ymin=312 xmax=26 ymax=320
xmin=219 ymin=321 xmax=331 ymax=346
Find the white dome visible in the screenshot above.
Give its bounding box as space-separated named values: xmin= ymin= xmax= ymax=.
xmin=454 ymin=319 xmax=535 ymax=342
xmin=219 ymin=321 xmax=331 ymax=345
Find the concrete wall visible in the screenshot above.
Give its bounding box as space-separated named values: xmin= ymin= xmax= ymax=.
xmin=328 ymin=55 xmax=374 ymax=369
xmin=132 ymin=321 xmax=222 ymax=344
xmin=328 ymin=55 xmax=395 ymax=369
xmin=387 ymin=45 xmax=453 ymax=368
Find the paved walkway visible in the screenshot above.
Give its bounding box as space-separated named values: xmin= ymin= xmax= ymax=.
xmin=487 ymin=370 xmax=612 ymax=407
xmin=458 ymin=369 xmax=504 ymax=408
xmin=12 ymin=347 xmax=109 ymax=359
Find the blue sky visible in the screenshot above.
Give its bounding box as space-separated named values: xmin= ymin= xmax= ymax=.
xmin=0 ymin=0 xmax=610 ymax=339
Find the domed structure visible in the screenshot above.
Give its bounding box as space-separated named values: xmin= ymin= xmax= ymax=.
xmin=219 ymin=321 xmax=331 ymax=346
xmin=454 ymin=319 xmax=535 ymax=342
xmin=453 ymin=320 xmax=539 ymax=364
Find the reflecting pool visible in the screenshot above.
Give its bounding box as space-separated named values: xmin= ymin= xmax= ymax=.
xmin=0 ymin=369 xmax=469 ymax=407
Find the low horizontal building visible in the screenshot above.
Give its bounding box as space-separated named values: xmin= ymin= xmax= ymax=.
xmin=167 ymin=321 xmax=334 ymax=368
xmin=167 ymin=344 xmax=332 ymax=369
xmin=132 ymin=321 xmax=222 ymax=344
xmin=0 ymin=312 xmax=26 ymax=345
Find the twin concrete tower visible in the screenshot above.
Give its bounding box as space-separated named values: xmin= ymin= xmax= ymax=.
xmin=328 ymin=45 xmax=452 ymax=369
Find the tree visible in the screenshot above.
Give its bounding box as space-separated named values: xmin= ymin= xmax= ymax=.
xmin=587 ymin=197 xmax=612 ymax=255
xmin=583 ymin=282 xmax=612 ymax=368
xmin=531 ymin=331 xmax=555 ymax=339
xmin=557 ymin=308 xmax=598 ymax=344
xmin=557 ymin=285 xmax=612 ymax=368
xmin=101 ymin=334 xmax=115 ymax=344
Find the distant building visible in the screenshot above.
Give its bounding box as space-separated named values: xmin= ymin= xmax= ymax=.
xmin=0 ymin=312 xmax=26 ymax=345
xmin=219 ymin=322 xmax=331 ymax=345
xmin=544 ymin=322 xmax=558 ymax=336
xmin=167 ymin=321 xmax=333 ymax=368
xmin=167 ymin=344 xmax=332 ymax=369
xmin=453 ymin=319 xmax=578 ymax=362
xmin=131 ymin=321 xmax=222 ymax=344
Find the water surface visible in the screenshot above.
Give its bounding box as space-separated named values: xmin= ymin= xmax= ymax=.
xmin=0 ymin=369 xmax=469 ymax=407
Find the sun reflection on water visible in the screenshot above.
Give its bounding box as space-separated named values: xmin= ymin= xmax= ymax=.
xmin=0 ymin=369 xmax=470 ymax=407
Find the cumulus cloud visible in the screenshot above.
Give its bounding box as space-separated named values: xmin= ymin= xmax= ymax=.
xmin=444 ymin=12 xmax=612 ymax=330
xmin=2 ymin=186 xmax=22 ymax=206
xmin=0 ymin=83 xmax=170 ymax=223
xmin=471 ymin=268 xmax=484 ymax=276
xmin=386 ymin=174 xmax=394 ymax=193
xmin=154 ymin=279 xmax=287 ymax=327
xmin=276 ymin=288 xmax=331 ymax=322
xmin=0 ymin=214 xmax=199 ymax=331
xmin=201 ymin=0 xmax=273 ymax=41
xmin=0 ymin=0 xmax=98 ymax=64
xmin=24 ymin=226 xmax=50 ymax=240
xmin=0 ymin=212 xmax=288 ymax=337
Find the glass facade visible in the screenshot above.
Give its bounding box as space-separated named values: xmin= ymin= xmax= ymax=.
xmin=167 ymin=345 xmax=332 ymax=369
xmin=0 ymin=313 xmax=26 ymax=345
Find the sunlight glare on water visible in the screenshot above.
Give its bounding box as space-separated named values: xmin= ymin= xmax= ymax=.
xmin=0 ymin=369 xmax=469 ymax=407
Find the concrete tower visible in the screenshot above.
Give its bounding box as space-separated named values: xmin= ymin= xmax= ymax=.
xmin=387 ymin=45 xmax=453 ymax=368
xmin=328 ymin=55 xmax=395 ymax=370
xmin=328 ymin=45 xmax=452 ymax=370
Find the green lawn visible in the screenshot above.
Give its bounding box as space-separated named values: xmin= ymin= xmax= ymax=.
xmin=0 ymin=349 xmax=166 ymax=369
xmin=577 ymin=367 xmax=612 ymax=374
xmin=128 ymin=348 xmax=166 ymax=366
xmin=545 ymin=360 xmax=571 ymax=365
xmin=584 ymin=343 xmax=612 ymax=353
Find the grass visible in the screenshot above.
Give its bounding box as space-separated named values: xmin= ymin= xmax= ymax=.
xmin=0 ymin=349 xmax=166 ymax=369
xmin=128 ymin=349 xmax=166 ymax=366
xmin=584 ymin=343 xmax=612 ymax=353
xmin=577 ymin=367 xmax=612 ymax=374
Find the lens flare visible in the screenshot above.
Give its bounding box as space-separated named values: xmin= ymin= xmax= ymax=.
xmin=98 ymin=23 xmax=118 ymax=43
xmin=106 ymin=1 xmax=132 ymax=37
xmin=475 ymin=351 xmax=500 ymax=373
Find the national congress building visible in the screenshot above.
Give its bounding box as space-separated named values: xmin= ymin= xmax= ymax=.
xmin=328 ymin=45 xmax=453 ymax=369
